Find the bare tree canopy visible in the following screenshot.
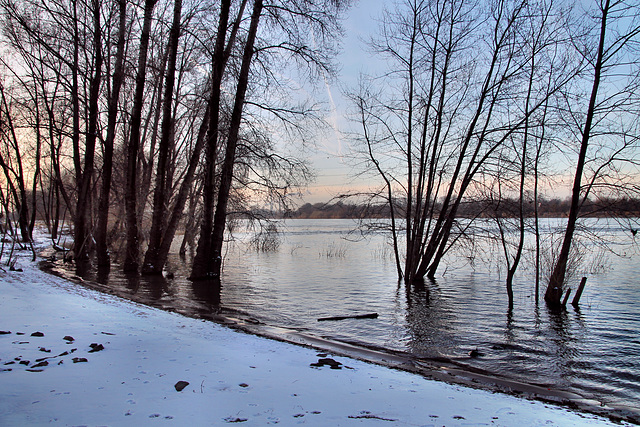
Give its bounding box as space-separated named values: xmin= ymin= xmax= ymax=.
xmin=0 ymin=0 xmax=352 ymax=277
xmin=345 ymin=0 xmax=640 ymax=305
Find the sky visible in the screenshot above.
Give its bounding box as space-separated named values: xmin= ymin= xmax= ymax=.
xmin=298 ymin=0 xmax=579 ymax=205
xmin=300 ymin=0 xmax=388 ymax=204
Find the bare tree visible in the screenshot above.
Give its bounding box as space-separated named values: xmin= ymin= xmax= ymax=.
xmin=485 ymin=0 xmax=570 ymax=307
xmin=96 ymin=0 xmax=127 ymax=267
xmin=189 ymin=0 xmax=235 ymax=279
xmin=191 ymin=0 xmax=350 ymax=279
xmin=205 ymin=0 xmax=264 ymax=278
xmin=1 ymin=0 xmax=348 ymax=280
xmin=546 ymin=0 xmax=640 ymax=305
xmin=1 ymin=0 xmax=111 ymax=250
xmin=142 ymin=0 xmax=184 ymax=273
xmin=73 ymin=0 xmax=102 ymax=260
xmin=123 ymin=0 xmax=159 ymax=272
xmin=0 ymin=81 xmax=32 ymax=242
xmin=350 ymin=0 xmax=569 ymax=285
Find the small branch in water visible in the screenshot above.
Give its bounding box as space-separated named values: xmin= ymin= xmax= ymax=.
xmin=572 ymin=277 xmax=587 ymax=306
xmin=562 ymin=288 xmax=572 ymax=307
xmin=317 ymin=313 xmax=378 ymax=322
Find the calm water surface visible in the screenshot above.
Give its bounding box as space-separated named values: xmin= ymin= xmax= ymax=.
xmin=73 ymin=218 xmax=640 ymax=415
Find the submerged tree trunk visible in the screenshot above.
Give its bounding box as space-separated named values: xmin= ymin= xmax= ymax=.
xmin=199 ymin=0 xmax=263 ymax=279
xmin=150 ymin=110 xmax=208 ymax=273
xmin=546 ymin=0 xmax=609 ymax=306
xmin=96 ymin=0 xmax=127 ymax=267
xmin=123 ymin=0 xmax=158 ymax=273
xmin=74 ymin=0 xmax=102 ymax=260
xmin=190 ymin=0 xmax=234 ymax=279
xmin=29 ymin=87 xmax=42 ymax=238
xmin=142 ymin=0 xmax=183 ymax=274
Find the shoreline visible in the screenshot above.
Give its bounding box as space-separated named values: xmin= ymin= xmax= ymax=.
xmin=39 ymin=256 xmax=639 ymax=425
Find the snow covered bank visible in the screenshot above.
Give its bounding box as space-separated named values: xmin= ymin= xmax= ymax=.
xmin=0 ymin=248 xmax=630 ymax=426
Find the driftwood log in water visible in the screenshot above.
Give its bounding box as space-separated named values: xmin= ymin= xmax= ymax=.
xmin=317 ymin=313 xmax=378 ymax=322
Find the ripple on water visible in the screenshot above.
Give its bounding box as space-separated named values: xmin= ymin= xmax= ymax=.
xmin=66 ymin=218 xmax=640 ymax=415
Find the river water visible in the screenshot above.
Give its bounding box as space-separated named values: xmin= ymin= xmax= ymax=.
xmin=70 ymin=218 xmax=640 ymax=417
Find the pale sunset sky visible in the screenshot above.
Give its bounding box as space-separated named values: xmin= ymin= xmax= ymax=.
xmin=301 ymin=0 xmax=387 ymax=204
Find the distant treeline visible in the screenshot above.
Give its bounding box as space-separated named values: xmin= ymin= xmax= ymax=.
xmin=285 ymin=197 xmax=640 ymax=219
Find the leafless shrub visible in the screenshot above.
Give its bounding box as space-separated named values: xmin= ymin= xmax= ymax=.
xmin=249 ymin=223 xmax=280 ymax=252
xmin=320 ymin=241 xmax=348 ymax=258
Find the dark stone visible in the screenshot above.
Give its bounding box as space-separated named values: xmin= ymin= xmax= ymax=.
xmin=4 ymin=361 xmax=15 ymax=365
xmin=19 ymin=360 xmax=30 ymax=365
xmin=348 ymin=414 xmax=398 ymax=421
xmin=174 ymin=381 xmax=189 ymax=392
xmin=310 ymin=358 xmax=342 ymax=369
xmin=38 ymin=347 xmax=51 ymax=353
xmin=31 ymin=332 xmax=44 ymax=337
xmin=318 ymin=358 xmax=342 ymax=367
xmin=0 ymin=331 xmax=11 ymax=335
xmin=88 ymin=343 xmax=104 ymax=353
xmin=31 ymin=361 xmax=49 ymax=368
xmin=223 ymin=417 xmax=248 ymax=423
xmin=63 ymin=336 xmax=75 ymax=342
xmin=238 ymin=383 xmax=249 ymax=388
xmin=72 ymin=357 xmax=88 ymax=363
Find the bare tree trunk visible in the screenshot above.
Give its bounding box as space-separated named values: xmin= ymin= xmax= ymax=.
xmin=138 ymin=49 xmax=168 ymax=230
xmin=0 ymin=82 xmax=31 ymax=242
xmin=502 ymin=9 xmax=549 ymax=308
xmin=96 ymin=0 xmax=127 ymax=267
xmin=546 ymin=0 xmax=609 ymax=305
xmin=29 ymin=86 xmax=42 ymax=236
xmin=357 ymin=96 xmax=403 ymax=279
xmin=74 ymin=0 xmax=102 ymax=260
xmin=143 ymin=0 xmax=183 ymax=274
xmin=151 ymin=107 xmax=208 ymax=273
xmin=206 ymin=0 xmax=263 ymax=279
xmin=190 ymin=0 xmax=234 ymax=279
xmin=124 ymin=0 xmax=158 ymax=273
xmin=71 ymin=0 xmax=81 ymax=187
xmin=179 ymin=181 xmax=202 ymax=256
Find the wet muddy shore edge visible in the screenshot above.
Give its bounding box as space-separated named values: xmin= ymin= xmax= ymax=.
xmin=37 ymin=256 xmax=639 ymax=425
